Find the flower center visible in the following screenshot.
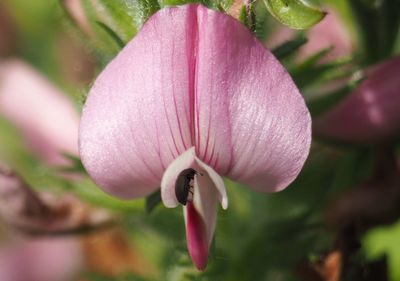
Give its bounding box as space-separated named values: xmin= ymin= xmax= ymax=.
xmin=175 ymin=168 xmax=198 ymax=205
xmin=161 ymin=147 xmax=228 ymax=209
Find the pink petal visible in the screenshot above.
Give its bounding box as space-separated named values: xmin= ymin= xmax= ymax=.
xmin=161 ymin=148 xmax=222 ymax=269
xmin=62 ymin=0 xmax=92 ymax=35
xmin=184 ymin=166 xmax=220 ymax=270
xmin=313 ymin=56 xmax=400 ymax=144
xmin=193 ymin=6 xmax=311 ymax=192
xmin=0 ymin=60 xmax=79 ymax=166
xmin=299 ymin=10 xmax=353 ymax=61
xmin=80 ymin=4 xmax=311 ymax=198
xmin=185 ymin=202 xmax=208 ymax=270
xmin=80 ymin=6 xmax=198 ymax=198
xmin=267 ymin=9 xmax=353 ymax=62
xmin=0 ymin=238 xmax=83 ymax=281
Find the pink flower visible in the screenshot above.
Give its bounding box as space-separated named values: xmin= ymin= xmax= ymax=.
xmin=0 ymin=60 xmax=80 ymax=166
xmin=79 ymin=4 xmax=311 ymax=270
xmin=62 ymin=0 xmax=92 ymax=36
xmin=298 ymin=10 xmax=353 ymax=61
xmin=267 ymin=9 xmax=353 ymax=61
xmin=313 ymin=56 xmax=400 ymax=144
xmin=0 ymin=238 xmax=83 ymax=281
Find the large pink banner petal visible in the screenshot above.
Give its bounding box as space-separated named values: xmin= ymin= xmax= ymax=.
xmin=80 ymin=4 xmax=311 ymax=198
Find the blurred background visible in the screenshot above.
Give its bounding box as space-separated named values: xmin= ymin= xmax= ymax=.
xmin=0 ymin=0 xmax=399 ymax=280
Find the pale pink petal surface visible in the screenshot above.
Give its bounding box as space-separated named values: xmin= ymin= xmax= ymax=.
xmin=314 ymin=56 xmax=400 ymax=144
xmin=80 ymin=6 xmax=196 ymax=198
xmin=80 ymin=4 xmax=311 ymax=198
xmin=0 ymin=60 xmax=80 ymax=165
xmin=193 ymin=6 xmax=311 ymax=192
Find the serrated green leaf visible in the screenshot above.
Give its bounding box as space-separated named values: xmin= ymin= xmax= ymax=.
xmin=263 ymin=0 xmax=326 ymax=29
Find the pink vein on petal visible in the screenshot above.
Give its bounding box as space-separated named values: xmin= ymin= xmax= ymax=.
xmin=186 ymin=5 xmax=198 ymax=147
xmin=171 ymin=42 xmax=190 ymax=151
xmin=160 ymin=37 xmax=181 ymax=158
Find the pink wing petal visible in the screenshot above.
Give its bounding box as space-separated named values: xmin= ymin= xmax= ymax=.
xmin=185 ymin=202 xmax=209 ymax=271
xmin=193 ymin=6 xmax=311 ymax=192
xmin=79 ymin=6 xmax=203 ymax=198
xmin=0 ymin=60 xmax=79 ymax=166
xmin=314 ymin=56 xmax=400 ymax=144
xmin=185 ymin=166 xmax=221 ymax=270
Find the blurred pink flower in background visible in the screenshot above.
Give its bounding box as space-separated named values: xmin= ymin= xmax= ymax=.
xmin=79 ymin=4 xmax=311 ymax=270
xmin=0 ymin=59 xmax=83 ymax=281
xmin=267 ymin=9 xmax=353 ymax=61
xmin=62 ymin=0 xmax=92 ymax=36
xmin=0 ymin=59 xmax=80 ymax=166
xmin=0 ymin=238 xmax=83 ymax=281
xmin=313 ymin=56 xmax=400 ymax=144
xmin=298 ymin=10 xmax=353 ymax=60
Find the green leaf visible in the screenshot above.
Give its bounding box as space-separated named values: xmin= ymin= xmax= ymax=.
xmin=272 ymin=35 xmax=308 ymax=60
xmin=289 ymin=47 xmax=354 ymax=89
xmin=307 ymin=72 xmax=363 ymax=117
xmin=292 ymin=46 xmax=333 ymax=72
xmin=145 ymin=189 xmax=162 ymax=214
xmin=263 ymin=0 xmax=326 ymax=29
xmin=349 ymin=0 xmax=400 ymax=64
xmin=58 ymin=153 xmax=86 ymax=173
xmin=96 ymin=21 xmax=125 ymax=49
xmin=124 ymin=0 xmax=160 ymax=30
xmin=84 ymin=0 xmax=139 ymax=41
xmin=80 ymin=0 xmax=160 ymax=60
xmin=239 ymin=5 xmax=249 ymax=27
xmin=363 ymin=219 xmax=400 ymax=281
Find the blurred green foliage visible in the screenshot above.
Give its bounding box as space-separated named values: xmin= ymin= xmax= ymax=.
xmin=364 ymin=219 xmax=400 ymax=281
